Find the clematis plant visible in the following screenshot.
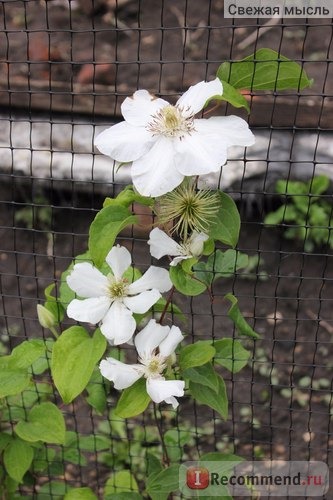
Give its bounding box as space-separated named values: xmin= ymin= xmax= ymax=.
xmin=22 ymin=49 xmax=311 ymax=498
xmin=100 ymin=319 xmax=185 ymax=408
xmin=94 ymin=78 xmax=255 ymax=197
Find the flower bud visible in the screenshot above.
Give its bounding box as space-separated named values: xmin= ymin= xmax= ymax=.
xmin=37 ymin=304 xmax=56 ymax=329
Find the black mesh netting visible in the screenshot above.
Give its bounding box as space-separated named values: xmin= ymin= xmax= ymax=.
xmin=0 ymin=0 xmax=332 ymax=498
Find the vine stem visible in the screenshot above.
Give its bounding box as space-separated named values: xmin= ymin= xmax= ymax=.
xmin=159 ymin=285 xmax=175 ymax=325
xmin=153 ymin=403 xmax=170 ymax=467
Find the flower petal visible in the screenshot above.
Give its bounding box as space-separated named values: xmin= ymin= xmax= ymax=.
xmin=121 ymin=89 xmax=169 ymax=127
xmin=148 ymin=228 xmax=182 ymax=259
xmin=170 ymin=255 xmax=188 ymax=266
xmin=199 ymin=115 xmax=256 ymax=148
xmin=67 ymin=296 xmax=111 ymax=324
xmin=188 ymin=231 xmax=209 ymax=257
xmin=100 ymin=358 xmax=142 ymax=389
xmin=100 ymin=300 xmax=136 ymax=345
xmin=131 ymin=137 xmax=184 ymax=197
xmin=174 ymin=128 xmax=228 ymax=176
xmin=94 ymin=121 xmax=155 ymax=163
xmin=105 ymin=245 xmax=132 ymax=280
xmin=146 ymin=378 xmax=185 ymax=405
xmin=123 ymin=289 xmax=161 ymax=314
xmin=176 ymin=78 xmax=223 ymax=117
xmin=128 ymin=266 xmax=172 ymax=294
xmin=134 ymin=319 xmax=170 ymax=359
xmin=66 ymin=262 xmax=108 ymax=298
xmin=158 ymin=325 xmax=184 ymax=358
xmin=163 ymin=396 xmax=180 ymax=409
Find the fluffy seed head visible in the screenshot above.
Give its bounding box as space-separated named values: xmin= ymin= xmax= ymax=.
xmin=155 ymin=179 xmax=220 ymax=240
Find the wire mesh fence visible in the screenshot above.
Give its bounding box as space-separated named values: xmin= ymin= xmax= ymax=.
xmin=0 ymin=0 xmax=332 ymax=498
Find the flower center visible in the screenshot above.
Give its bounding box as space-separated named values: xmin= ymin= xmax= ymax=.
xmin=140 ymin=354 xmax=166 ymax=379
xmin=147 ymin=105 xmax=195 ymax=139
xmin=107 ymin=275 xmax=129 ymax=299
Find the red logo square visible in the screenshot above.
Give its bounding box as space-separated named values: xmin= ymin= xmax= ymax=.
xmin=186 ymin=466 xmax=210 ymax=489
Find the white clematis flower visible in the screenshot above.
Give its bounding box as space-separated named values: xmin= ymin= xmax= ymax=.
xmin=100 ymin=319 xmax=185 ymax=408
xmin=66 ymin=246 xmax=172 ymax=345
xmin=148 ymin=227 xmax=208 ymax=266
xmin=94 ymin=78 xmax=255 ymax=197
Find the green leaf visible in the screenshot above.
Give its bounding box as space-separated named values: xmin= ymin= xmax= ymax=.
xmin=9 ymin=340 xmax=46 ymax=370
xmin=88 ymin=204 xmax=137 ymax=268
xmin=30 ymin=339 xmax=54 ymax=375
xmin=64 ymin=488 xmax=97 ymax=500
xmin=169 ymin=266 xmax=206 ymax=296
xmin=146 ymin=465 xmax=180 ymax=497
xmin=214 ymin=80 xmax=250 ymax=112
xmin=85 ymin=369 xmax=109 ymax=414
xmin=105 ymin=494 xmax=142 ymax=500
xmin=51 ymin=327 xmax=106 ymax=404
xmin=209 ymin=192 xmax=240 ymax=247
xmin=194 ymin=249 xmax=249 ymax=285
xmin=0 ymin=366 xmax=30 ymax=398
xmin=189 ymin=375 xmax=228 ymax=420
xmin=179 ymin=342 xmax=215 ymax=371
xmin=214 ymin=339 xmax=251 ymax=373
xmin=309 ymin=175 xmax=330 ymax=196
xmin=32 ymin=446 xmax=56 ymax=473
xmin=147 ymin=452 xmax=163 ymax=477
xmin=224 ymin=293 xmax=260 ymax=339
xmin=15 ymin=402 xmax=66 ymax=445
xmin=217 ymin=48 xmax=312 ymax=91
xmin=164 ymin=429 xmax=191 ymax=462
xmin=114 ymin=378 xmax=150 ymax=418
xmin=103 ymin=185 xmax=154 ymax=208
xmin=3 ymin=438 xmax=33 ymax=482
xmin=183 ymin=363 xmax=219 ymax=393
xmin=200 ymin=452 xmax=244 ymax=463
xmin=0 ymin=432 xmax=12 ymax=452
xmin=104 ymin=470 xmax=139 ymax=495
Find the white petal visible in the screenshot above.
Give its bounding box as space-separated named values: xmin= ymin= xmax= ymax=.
xmin=188 ymin=232 xmax=209 ymax=257
xmin=121 ymin=89 xmax=169 ymax=127
xmin=199 ymin=115 xmax=255 ymax=148
xmin=100 ymin=358 xmax=142 ymax=389
xmin=176 ymin=78 xmax=223 ymax=117
xmin=134 ymin=319 xmax=170 ymax=359
xmin=148 ymin=228 xmax=182 ymax=259
xmin=163 ymin=396 xmax=179 ymax=409
xmin=100 ymin=300 xmax=136 ymax=345
xmin=131 ymin=138 xmax=184 ymax=197
xmin=158 ymin=325 xmax=184 ymax=358
xmin=170 ymin=255 xmax=188 ymax=266
xmin=128 ymin=266 xmax=172 ymax=294
xmin=67 ymin=296 xmax=111 ymax=324
xmin=94 ymin=121 xmax=155 ymax=162
xmin=66 ymin=262 xmax=108 ymax=298
xmin=146 ymin=378 xmax=185 ymax=405
xmin=105 ymin=245 xmax=131 ymax=280
xmin=123 ymin=289 xmax=161 ymax=314
xmin=174 ymin=128 xmax=227 ymax=176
